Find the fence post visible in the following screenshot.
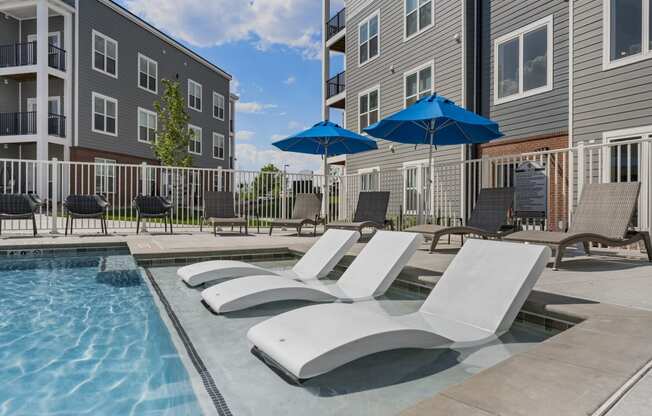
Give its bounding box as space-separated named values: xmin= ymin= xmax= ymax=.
xmin=576 ymin=142 xmax=585 ymax=203
xmin=281 ymin=170 xmax=287 ymax=220
xmin=567 ymin=145 xmax=575 ymax=230
xmin=641 ymin=139 xmax=651 ymax=232
xmin=140 ymin=162 xmax=148 ymax=232
xmin=50 ymin=158 xmax=59 ymax=234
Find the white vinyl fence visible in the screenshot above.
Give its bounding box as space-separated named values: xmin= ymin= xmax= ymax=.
xmin=0 ymin=137 xmax=649 ymax=236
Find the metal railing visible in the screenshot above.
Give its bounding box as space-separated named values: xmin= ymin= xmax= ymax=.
xmin=48 ymin=44 xmax=66 ymax=71
xmin=0 ymin=112 xmax=65 ymax=137
xmin=0 ymin=42 xmax=36 ymax=67
xmin=327 ymin=8 xmax=346 ymax=40
xmin=0 ymin=112 xmax=37 ymax=136
xmin=0 ymin=137 xmax=649 ymax=237
xmin=327 ymin=71 xmax=346 ymax=99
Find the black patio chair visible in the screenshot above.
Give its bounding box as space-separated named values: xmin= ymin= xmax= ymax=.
xmin=63 ymin=194 xmax=110 ymax=235
xmin=200 ymin=191 xmax=248 ymax=235
xmin=134 ymin=195 xmax=173 ymax=234
xmin=0 ymin=193 xmax=42 ymax=236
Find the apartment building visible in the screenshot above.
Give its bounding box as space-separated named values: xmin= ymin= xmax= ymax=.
xmin=0 ymin=0 xmax=236 ymax=172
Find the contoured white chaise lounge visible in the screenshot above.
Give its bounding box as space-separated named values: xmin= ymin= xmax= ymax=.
xmin=247 ymin=239 xmax=551 ymax=381
xmin=178 ymin=229 xmax=360 ymax=287
xmin=201 ymin=231 xmax=423 ymax=313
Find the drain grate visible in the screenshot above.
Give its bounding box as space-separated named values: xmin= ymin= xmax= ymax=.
xmin=144 ymin=269 xmax=233 ymax=416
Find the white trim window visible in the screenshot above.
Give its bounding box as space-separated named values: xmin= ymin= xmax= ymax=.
xmin=405 ymin=0 xmax=433 ymax=40
xmin=138 ymin=107 xmax=157 ymax=143
xmin=213 ymin=92 xmax=225 ymax=120
xmin=359 ymin=11 xmax=380 ymax=66
xmin=138 ymin=53 xmax=158 ymax=93
xmin=188 ymin=124 xmax=202 ymax=155
xmin=188 ymin=79 xmax=202 ymax=112
xmin=92 ymin=30 xmax=118 ymax=78
xmin=404 ymin=61 xmax=433 ymax=107
xmin=213 ymin=132 xmax=225 ymax=159
xmin=494 ymin=16 xmax=553 ymax=104
xmin=358 ymin=86 xmax=380 ymax=132
xmin=95 ymin=158 xmax=116 ymax=195
xmin=92 ymin=92 xmax=118 ymax=136
xmin=358 ymin=167 xmax=380 ymax=191
xmin=604 ymin=0 xmax=652 ymax=69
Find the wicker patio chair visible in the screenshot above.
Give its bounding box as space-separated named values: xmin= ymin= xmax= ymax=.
xmin=134 ymin=195 xmax=173 ymax=234
xmin=63 ymin=194 xmax=110 ymax=235
xmin=0 ymin=193 xmax=42 ymax=236
xmin=200 ymin=191 xmax=248 ymax=235
xmin=327 ymin=191 xmax=393 ymax=233
xmin=407 ymin=188 xmax=515 ymax=252
xmin=505 ymin=182 xmax=652 ymax=269
xmin=269 ymin=193 xmax=323 ymax=236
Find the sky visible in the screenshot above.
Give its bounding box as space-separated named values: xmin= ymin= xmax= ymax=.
xmin=116 ymin=0 xmax=345 ymax=173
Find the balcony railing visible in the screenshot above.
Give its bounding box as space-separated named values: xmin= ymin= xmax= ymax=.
xmin=0 ymin=42 xmax=36 ymax=68
xmin=0 ymin=42 xmax=66 ymax=70
xmin=0 ymin=112 xmax=65 ymax=137
xmin=48 ymin=44 xmax=66 ymax=71
xmin=327 ymin=71 xmax=346 ymax=99
xmin=327 ymin=8 xmax=346 ymax=40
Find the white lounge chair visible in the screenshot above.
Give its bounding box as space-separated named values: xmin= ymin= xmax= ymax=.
xmin=178 ymin=229 xmax=360 ymax=287
xmin=247 ymin=239 xmax=551 ymax=381
xmin=201 ymin=231 xmax=424 ymax=313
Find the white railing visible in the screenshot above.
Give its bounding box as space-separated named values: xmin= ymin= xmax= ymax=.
xmin=0 ymin=136 xmax=649 ymax=235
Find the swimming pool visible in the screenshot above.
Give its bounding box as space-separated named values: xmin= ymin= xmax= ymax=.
xmin=0 ymin=251 xmax=202 ymax=416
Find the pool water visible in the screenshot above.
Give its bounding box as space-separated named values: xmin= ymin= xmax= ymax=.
xmin=0 ymin=252 xmax=202 ymax=416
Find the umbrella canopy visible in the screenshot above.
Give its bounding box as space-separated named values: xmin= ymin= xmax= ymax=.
xmin=273 ymin=120 xmax=378 ymax=156
xmin=363 ymin=94 xmax=503 ymax=146
xmin=273 ymin=121 xmax=378 ymax=222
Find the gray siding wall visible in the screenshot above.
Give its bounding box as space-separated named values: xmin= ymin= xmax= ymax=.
xmin=483 ymin=0 xmax=569 ymax=140
xmin=77 ymin=0 xmax=231 ymax=168
xmin=342 ymin=0 xmax=465 ymax=216
xmin=0 ymin=13 xmax=19 ymax=44
xmin=573 ymin=0 xmax=652 ymax=144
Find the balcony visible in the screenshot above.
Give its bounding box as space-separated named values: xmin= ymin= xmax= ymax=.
xmin=326 ymin=8 xmax=346 ymax=52
xmin=326 ymin=71 xmax=346 ymax=109
xmin=0 ymin=42 xmax=66 ymax=72
xmin=0 ymin=112 xmax=66 ymax=138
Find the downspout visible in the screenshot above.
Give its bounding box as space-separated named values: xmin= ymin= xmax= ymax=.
xmin=568 ymin=0 xmax=574 ymax=148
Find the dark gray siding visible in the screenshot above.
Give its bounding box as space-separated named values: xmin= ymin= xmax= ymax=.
xmin=77 ymin=0 xmax=231 ymax=168
xmin=342 ymin=0 xmax=465 ymax=215
xmin=0 ymin=79 xmax=18 ymax=113
xmin=573 ymin=0 xmax=652 ymax=144
xmin=483 ymin=0 xmax=569 ymax=140
xmin=20 ymin=16 xmax=65 ymax=44
xmin=0 ymin=13 xmax=19 ymax=45
xmin=20 ymin=79 xmax=65 ymax=112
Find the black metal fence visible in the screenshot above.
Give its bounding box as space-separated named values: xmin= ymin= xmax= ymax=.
xmin=327 ymin=71 xmax=346 ymax=99
xmin=48 ymin=44 xmax=66 ymax=71
xmin=0 ymin=112 xmax=65 ymax=137
xmin=0 ymin=42 xmax=36 ymax=68
xmin=327 ymin=8 xmax=346 ymax=40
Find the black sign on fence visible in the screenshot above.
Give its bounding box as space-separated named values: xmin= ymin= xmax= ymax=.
xmin=514 ymin=160 xmax=547 ymax=218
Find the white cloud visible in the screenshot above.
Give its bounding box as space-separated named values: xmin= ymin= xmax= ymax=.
xmin=236 ymin=130 xmax=255 ymax=140
xmin=236 ymin=143 xmax=321 ymax=172
xmin=284 ymin=76 xmax=296 ymax=85
xmin=124 ymin=0 xmax=323 ymax=59
xmin=288 ymin=121 xmax=303 ymax=130
xmin=230 ymin=78 xmax=241 ymax=95
xmin=271 ymin=134 xmax=286 ymax=142
xmin=236 ymin=101 xmax=278 ymax=114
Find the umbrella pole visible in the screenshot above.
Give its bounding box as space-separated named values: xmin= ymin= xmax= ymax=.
xmin=429 ymin=130 xmax=434 ymax=225
xmin=323 ymin=146 xmax=329 ymax=224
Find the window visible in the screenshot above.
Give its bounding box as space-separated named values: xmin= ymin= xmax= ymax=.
xmin=93 ymin=30 xmax=117 ymax=78
xmin=213 ymin=92 xmax=225 ymax=120
xmin=188 ymin=79 xmax=202 ymax=111
xmin=405 ymin=0 xmax=433 ymax=40
xmin=213 ymin=132 xmax=225 ymax=159
xmin=494 ymin=16 xmax=552 ymax=103
xmin=358 ymin=87 xmax=380 ymax=132
xmin=138 ymin=108 xmax=157 ymax=143
xmin=404 ymin=62 xmax=433 ymax=107
xmin=604 ymin=0 xmax=652 ymax=68
xmin=229 ymin=100 xmax=235 ymax=133
xmin=92 ymin=92 xmax=117 ymax=136
xmin=359 ymin=167 xmax=380 ymax=191
xmin=188 ymin=124 xmax=202 ymax=154
xmin=138 ymin=53 xmax=157 ymax=93
xmin=95 ymin=158 xmax=116 ymax=195
xmin=359 ymin=11 xmax=380 ymax=65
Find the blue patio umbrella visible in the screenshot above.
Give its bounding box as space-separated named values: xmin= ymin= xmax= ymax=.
xmin=364 ymin=94 xmax=503 ymax=220
xmin=273 ymin=121 xmax=378 ymax=220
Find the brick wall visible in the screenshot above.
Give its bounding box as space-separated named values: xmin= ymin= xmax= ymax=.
xmin=70 ymin=147 xmax=160 ymax=165
xmin=477 ymin=134 xmax=569 ymax=231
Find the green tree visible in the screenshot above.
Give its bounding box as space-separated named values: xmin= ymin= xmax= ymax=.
xmin=152 ymin=79 xmax=193 ymax=167
xmin=251 ymin=164 xmax=281 ymax=198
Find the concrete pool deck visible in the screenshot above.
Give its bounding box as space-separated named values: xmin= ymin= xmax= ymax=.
xmin=1 ymin=229 xmax=651 ymax=415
